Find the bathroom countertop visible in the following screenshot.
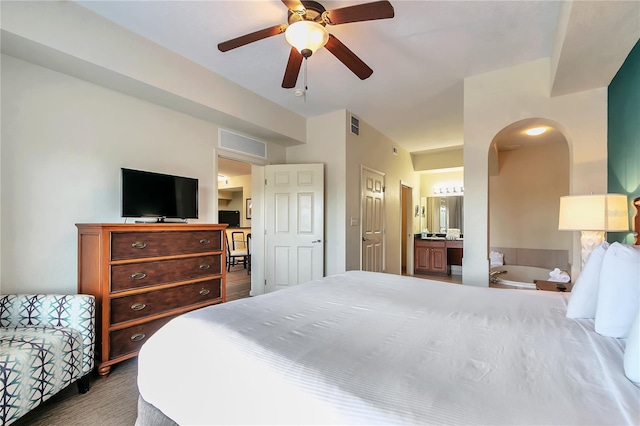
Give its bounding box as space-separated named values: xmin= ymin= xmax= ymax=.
xmin=414 ymin=234 xmax=463 ymax=241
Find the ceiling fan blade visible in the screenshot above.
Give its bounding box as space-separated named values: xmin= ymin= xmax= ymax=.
xmin=281 ymin=0 xmax=306 ymax=13
xmin=218 ymin=25 xmax=287 ymax=52
xmin=324 ymin=0 xmax=394 ymax=25
xmin=282 ymin=47 xmax=304 ymax=88
xmin=324 ymin=34 xmax=373 ymax=80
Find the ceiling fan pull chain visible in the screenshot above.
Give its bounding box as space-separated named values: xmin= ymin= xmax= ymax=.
xmin=304 ymin=58 xmax=308 ymax=103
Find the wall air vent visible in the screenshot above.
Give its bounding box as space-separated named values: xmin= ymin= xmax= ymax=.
xmin=350 ymin=114 xmax=360 ymax=136
xmin=218 ymin=128 xmax=267 ymax=159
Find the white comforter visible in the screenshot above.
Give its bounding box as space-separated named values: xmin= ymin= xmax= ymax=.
xmin=137 ymin=271 xmax=639 ymax=425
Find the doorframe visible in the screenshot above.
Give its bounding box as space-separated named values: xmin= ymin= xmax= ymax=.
xmin=359 ymin=165 xmax=386 ymax=272
xmin=215 ymin=149 xmax=268 ymax=297
xmin=401 ymin=181 xmax=414 ymax=276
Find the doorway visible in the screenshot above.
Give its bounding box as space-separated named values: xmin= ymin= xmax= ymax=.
xmin=401 ymin=184 xmax=412 ymax=275
xmin=217 ymin=157 xmax=252 ymax=227
xmin=488 ymin=119 xmax=570 ymax=276
xmin=217 ymin=156 xmax=252 ymax=300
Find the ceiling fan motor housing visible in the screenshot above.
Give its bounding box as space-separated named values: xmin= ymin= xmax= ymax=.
xmin=287 ymin=1 xmax=327 ymax=25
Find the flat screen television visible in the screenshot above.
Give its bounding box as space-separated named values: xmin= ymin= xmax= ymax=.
xmin=121 ymin=168 xmax=198 ymax=220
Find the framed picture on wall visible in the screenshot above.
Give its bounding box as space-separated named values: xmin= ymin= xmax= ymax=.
xmin=246 ymin=198 xmax=252 ymax=220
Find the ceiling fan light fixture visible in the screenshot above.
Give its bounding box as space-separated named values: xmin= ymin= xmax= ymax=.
xmin=285 ymin=21 xmax=329 ymax=57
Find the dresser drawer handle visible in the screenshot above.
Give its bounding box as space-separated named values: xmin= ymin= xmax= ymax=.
xmin=131 ymin=272 xmax=147 ymax=280
xmin=199 ymin=288 xmax=210 ymax=296
xmin=199 ymin=238 xmax=211 ymax=245
xmin=199 ymin=264 xmax=210 ymax=270
xmin=130 ymin=302 xmax=147 ymax=311
xmin=131 ymin=242 xmax=147 ymax=249
xmin=130 ymin=333 xmax=146 ymax=342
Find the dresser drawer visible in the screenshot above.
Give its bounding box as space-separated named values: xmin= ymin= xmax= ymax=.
xmin=110 ymin=279 xmax=221 ymax=325
xmin=109 ymin=315 xmax=177 ymax=360
xmin=111 ymin=255 xmax=221 ymax=292
xmin=111 ymin=231 xmax=221 ymax=260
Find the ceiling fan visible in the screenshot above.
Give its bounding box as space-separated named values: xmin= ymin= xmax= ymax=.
xmin=218 ymin=0 xmax=395 ymax=89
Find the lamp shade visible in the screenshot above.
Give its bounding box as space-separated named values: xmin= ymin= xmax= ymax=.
xmin=285 ymin=21 xmax=329 ymax=56
xmin=558 ymin=194 xmax=629 ymax=231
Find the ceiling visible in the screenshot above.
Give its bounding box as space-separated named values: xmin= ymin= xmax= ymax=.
xmin=219 ymin=157 xmax=252 ymax=178
xmin=75 ymin=1 xmax=639 ymax=155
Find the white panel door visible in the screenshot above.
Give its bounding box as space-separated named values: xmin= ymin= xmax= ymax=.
xmin=265 ymin=164 xmax=324 ymax=292
xmin=362 ymin=167 xmax=385 ymax=272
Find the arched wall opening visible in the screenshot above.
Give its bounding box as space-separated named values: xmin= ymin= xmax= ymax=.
xmin=462 ymin=58 xmax=608 ymax=287
xmin=487 ymin=118 xmax=571 ymax=280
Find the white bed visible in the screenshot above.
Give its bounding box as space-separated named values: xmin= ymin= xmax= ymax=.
xmin=137 ymin=270 xmax=640 ymax=425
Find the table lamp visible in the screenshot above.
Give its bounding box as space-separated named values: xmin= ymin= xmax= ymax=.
xmin=558 ymin=194 xmax=629 ymax=267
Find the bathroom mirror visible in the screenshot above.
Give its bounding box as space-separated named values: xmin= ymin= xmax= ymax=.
xmin=425 ymin=196 xmax=464 ymax=234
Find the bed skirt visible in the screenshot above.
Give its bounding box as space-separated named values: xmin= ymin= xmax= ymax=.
xmin=135 ymin=395 xmax=178 ymax=426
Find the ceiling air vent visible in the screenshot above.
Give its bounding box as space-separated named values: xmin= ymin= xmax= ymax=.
xmin=350 ymin=114 xmax=360 ymax=136
xmin=218 ymin=129 xmax=267 ymax=159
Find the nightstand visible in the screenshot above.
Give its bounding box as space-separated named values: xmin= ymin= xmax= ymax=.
xmin=534 ymin=280 xmax=573 ymax=292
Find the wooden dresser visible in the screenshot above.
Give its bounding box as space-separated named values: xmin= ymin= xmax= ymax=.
xmin=76 ymin=223 xmax=227 ymax=376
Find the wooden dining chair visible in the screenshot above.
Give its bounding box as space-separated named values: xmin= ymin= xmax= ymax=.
xmin=226 ymin=233 xmax=247 ymax=272
xmin=231 ymin=231 xmax=246 ymax=251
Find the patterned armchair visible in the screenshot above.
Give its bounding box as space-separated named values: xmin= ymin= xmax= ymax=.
xmin=0 ymin=294 xmax=95 ymax=425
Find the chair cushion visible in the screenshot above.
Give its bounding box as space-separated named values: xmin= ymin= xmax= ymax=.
xmin=0 ymin=326 xmax=84 ymax=425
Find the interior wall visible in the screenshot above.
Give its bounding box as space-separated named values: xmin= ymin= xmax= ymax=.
xmin=464 ymin=58 xmax=608 ymax=286
xmin=419 ymin=170 xmax=464 ymax=199
xmin=489 ymin=142 xmax=570 ymax=249
xmin=412 ymin=147 xmax=463 ymax=172
xmin=1 ymin=0 xmax=306 ymax=146
xmin=0 ymin=54 xmax=286 ymax=295
xmin=287 ymin=110 xmax=347 ymax=276
xmin=345 ymin=115 xmax=419 ymax=274
xmin=219 ymin=173 xmax=252 ymax=228
xmin=608 ymin=38 xmax=640 ymax=244
xmin=0 ymin=55 xmax=214 ymax=293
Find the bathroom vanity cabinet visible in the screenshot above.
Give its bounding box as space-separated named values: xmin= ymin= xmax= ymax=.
xmin=415 ymin=239 xmax=447 ymax=274
xmin=414 ymin=238 xmax=463 ymax=275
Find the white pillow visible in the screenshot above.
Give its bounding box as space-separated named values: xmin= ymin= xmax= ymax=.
xmin=594 ymin=242 xmax=640 ymax=338
xmin=566 ymin=242 xmax=609 ymax=318
xmin=624 ymin=310 xmax=640 ymax=386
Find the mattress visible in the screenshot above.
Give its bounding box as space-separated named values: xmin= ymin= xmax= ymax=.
xmin=137 ymin=271 xmax=640 ymax=425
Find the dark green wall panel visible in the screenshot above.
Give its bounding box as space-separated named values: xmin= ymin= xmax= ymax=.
xmin=608 ymin=38 xmax=640 ymax=244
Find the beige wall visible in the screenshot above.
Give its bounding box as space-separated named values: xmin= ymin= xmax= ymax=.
xmin=412 ymin=147 xmax=463 ymax=172
xmin=1 ymin=1 xmax=306 ymax=146
xmin=287 ymin=110 xmax=347 ymax=276
xmin=1 ymin=55 xmax=217 ymax=293
xmin=419 ymin=170 xmax=464 ymax=199
xmin=464 ymin=58 xmax=608 ymax=286
xmin=0 ymin=1 xmax=298 ymax=295
xmin=345 ymin=116 xmax=419 ymax=274
xmin=288 ymin=110 xmax=419 ymax=276
xmin=219 ymin=173 xmax=252 ymax=228
xmin=0 ymin=55 xmax=289 ymax=295
xmin=489 ymin=142 xmax=570 ymax=250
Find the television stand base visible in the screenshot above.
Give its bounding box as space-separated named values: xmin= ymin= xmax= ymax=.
xmin=135 ymin=218 xmax=188 ymax=224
